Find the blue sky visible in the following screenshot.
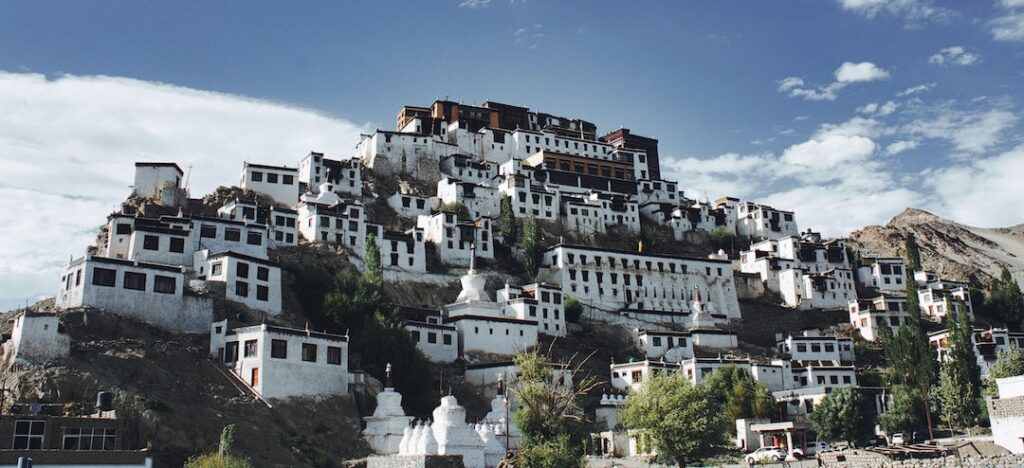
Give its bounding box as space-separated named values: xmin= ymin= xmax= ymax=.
xmin=1 ymin=0 xmax=1023 ymax=307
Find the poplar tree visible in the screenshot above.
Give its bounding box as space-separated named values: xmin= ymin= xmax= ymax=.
xmin=986 ymin=345 xmax=1024 ymax=396
xmin=882 ymin=267 xmax=938 ymax=438
xmin=520 ymin=213 xmax=539 ymax=277
xmin=905 ymin=233 xmax=922 ymax=271
xmin=499 ymin=195 xmax=517 ymax=243
xmin=937 ymin=299 xmax=981 ymax=434
xmin=985 ymin=266 xmax=1024 ymax=329
xmin=364 ymin=234 xmax=382 ymax=285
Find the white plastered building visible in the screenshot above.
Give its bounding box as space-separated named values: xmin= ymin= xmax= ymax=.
xmin=848 ymin=294 xmax=909 ymax=341
xmin=1 ymin=312 xmax=71 ymax=366
xmin=240 ymin=162 xmax=300 ymax=206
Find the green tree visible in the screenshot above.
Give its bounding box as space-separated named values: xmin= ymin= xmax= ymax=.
xmin=701 ymin=366 xmax=776 ymax=428
xmin=520 ymin=213 xmax=540 ymax=277
xmin=709 ymin=226 xmax=734 ymax=253
xmin=185 ymin=425 xmax=251 ymax=468
xmin=620 ymin=372 xmax=725 ymax=466
xmin=500 ymin=195 xmax=517 ymax=243
xmin=905 ymin=233 xmax=922 ymax=272
xmin=937 ymin=301 xmax=981 ymax=434
xmin=563 ymin=297 xmax=583 ymax=323
xmin=440 ymin=201 xmax=470 ymax=220
xmin=985 ymin=345 xmax=1024 ymax=396
xmin=364 ymin=234 xmax=382 ymax=285
xmin=881 ymin=385 xmax=926 ymax=436
xmin=882 ymin=268 xmax=938 ymax=438
xmin=985 ymin=266 xmax=1024 ymax=329
xmin=511 ymin=351 xmax=595 ymax=468
xmin=811 ymin=387 xmax=872 ymax=445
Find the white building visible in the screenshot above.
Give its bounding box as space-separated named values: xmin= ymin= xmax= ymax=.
xmin=1 ymin=312 xmax=71 ymax=366
xmin=405 ymin=319 xmax=459 ymax=364
xmin=445 ymin=264 xmax=537 ymax=356
xmin=440 ymin=154 xmax=499 ymax=186
xmin=132 ymin=162 xmax=184 ymax=205
xmin=848 ymin=294 xmax=909 ymax=341
xmin=778 ymin=268 xmax=856 ymax=310
xmin=55 ymin=255 xmax=213 ymax=333
xmin=540 ymin=245 xmax=742 ymax=326
xmin=417 ymin=212 xmax=493 ymax=267
xmin=929 ymin=326 xmax=1024 ymax=378
xmin=497 ymin=283 xmax=567 ymax=337
xmin=437 ymin=177 xmax=501 ymax=220
xmin=561 ymin=192 xmax=641 ymax=237
xmin=209 ymin=320 xmax=351 ymax=400
xmin=299 ymin=152 xmax=362 ymax=197
xmin=633 ymin=328 xmax=739 ymax=361
xmin=497 ymin=159 xmax=561 ymax=221
xmin=739 ymin=231 xmax=854 ymax=309
xmin=240 ymin=162 xmax=299 ymax=206
xmin=387 ymin=191 xmax=434 ymax=219
xmin=857 ymin=256 xmax=907 ymax=292
xmin=988 ymin=375 xmax=1024 ymax=454
xmin=217 ymin=199 xmax=299 ymax=247
xmin=718 ymin=197 xmax=798 ymax=240
xmin=777 ymin=332 xmax=854 ymax=363
xmin=917 ymin=278 xmax=974 ymax=322
xmin=195 ymin=250 xmax=283 ymax=315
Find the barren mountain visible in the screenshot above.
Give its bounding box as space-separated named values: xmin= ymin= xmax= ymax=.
xmin=848 ymin=208 xmax=1024 ymax=289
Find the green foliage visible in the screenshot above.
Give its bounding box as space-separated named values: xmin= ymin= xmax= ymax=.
xmin=520 ymin=213 xmax=540 ymax=277
xmin=563 ymin=297 xmax=583 ymax=324
xmin=321 ymin=271 xmax=436 ymax=415
xmin=363 ymin=234 xmax=381 ymax=285
xmin=937 ymin=301 xmax=981 ymax=432
xmin=440 ymin=201 xmax=470 ymax=220
xmin=811 ymin=387 xmax=872 ymax=445
xmin=709 ymin=226 xmax=734 ymax=252
xmin=620 ymin=372 xmax=725 ymax=465
xmin=185 ymin=425 xmax=251 ymax=468
xmin=986 ymin=345 xmax=1024 ymax=396
xmin=500 ymin=195 xmax=517 ymax=243
xmin=701 ymin=366 xmax=776 ymax=428
xmin=984 ymin=266 xmax=1024 ymax=330
xmin=511 ymin=351 xmax=592 ymax=468
xmin=881 ymin=272 xmax=938 ymax=437
xmin=905 ymin=233 xmax=922 ymax=272
xmin=881 ymin=385 xmax=927 ymax=436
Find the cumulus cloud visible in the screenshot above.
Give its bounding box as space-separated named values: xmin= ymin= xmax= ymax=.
xmin=885 ymin=140 xmax=919 ymax=155
xmin=858 ymin=100 xmax=899 ymax=116
xmin=925 ymin=145 xmax=1024 ymax=226
xmin=779 ymin=62 xmax=889 ymax=101
xmin=837 ymin=0 xmax=955 ymax=25
xmin=0 ymin=71 xmax=368 ymax=307
xmin=928 ymin=46 xmax=981 ymax=66
xmin=990 ymin=0 xmax=1024 ymax=42
xmin=902 ymin=105 xmax=1017 ymax=154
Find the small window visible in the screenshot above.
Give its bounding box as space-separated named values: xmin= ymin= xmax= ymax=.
xmin=247 ymin=231 xmax=262 ymax=246
xmin=225 ymin=228 xmax=241 ymax=241
xmin=257 ymin=266 xmax=269 ymax=281
xmin=236 ymin=262 xmax=250 ymax=278
xmin=14 ymin=420 xmax=45 ymax=449
xmin=235 ymin=281 xmax=249 ymax=297
xmin=123 ymin=271 xmax=146 ymax=291
xmin=92 ymin=267 xmax=117 ymax=287
xmin=302 ymin=343 xmax=317 ymax=362
xmin=143 ymin=235 xmax=160 ymax=251
xmin=244 ymin=339 xmax=258 ymax=357
xmin=271 ymin=339 xmax=288 ymax=359
xmin=443 ymin=334 xmax=452 ymax=345
xmin=115 ymin=223 xmax=132 ymax=235
xmin=200 ymin=225 xmax=217 ymax=238
xmin=251 ymin=171 xmax=263 ymax=182
xmin=211 ymin=262 xmax=223 ymax=276
xmin=327 ymin=346 xmax=343 ymax=365
xmin=153 ymin=275 xmax=176 ymax=294
xmin=169 ymin=237 xmax=185 ymax=253
xmin=282 ymin=175 xmax=294 ymax=185
xmin=256 ymin=285 xmax=269 ymax=301
xmin=267 ymin=173 xmax=279 ymax=183
xmin=428 ymin=332 xmax=437 ymax=344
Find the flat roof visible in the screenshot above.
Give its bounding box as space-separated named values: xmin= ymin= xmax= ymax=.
xmin=135 ymin=162 xmax=183 ymax=174
xmin=546 ymin=243 xmax=732 ymax=264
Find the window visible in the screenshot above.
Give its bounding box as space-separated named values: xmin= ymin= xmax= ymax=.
xmin=153 ymin=275 xmax=176 ymax=294
xmin=796 ymin=344 xmax=807 ymax=353
xmin=830 ymin=375 xmax=839 ymax=385
xmin=235 ymin=281 xmax=248 ymax=297
xmin=411 ymin=330 xmax=421 ymax=341
xmin=257 ymin=266 xmax=269 ymax=281
xmin=652 ymin=337 xmax=662 ymax=346
xmin=92 ymin=267 xmax=117 ymax=287
xmin=428 ymin=332 xmax=437 ymax=344
xmin=256 ymin=285 xmax=269 ymax=301
xmin=200 ymin=225 xmax=217 ymax=238
xmin=62 ymin=427 xmax=117 ymax=450
xmin=282 ymin=175 xmax=294 ymax=185
xmin=14 ymin=420 xmax=45 ymax=449
xmin=244 ymin=339 xmax=258 ymax=357
xmin=247 ymin=231 xmax=262 ymax=246
xmin=211 ymin=262 xmax=223 ymax=276
xmin=143 ymin=235 xmax=159 ymax=250
xmin=302 ymin=343 xmax=317 ymax=362
xmin=169 ymin=237 xmax=185 ymax=253
xmin=236 ymin=262 xmax=250 ymax=278
xmin=224 ymin=228 xmax=241 ymax=241
xmin=327 ymin=346 xmax=342 ymax=365
xmin=443 ymin=334 xmax=452 ymax=345
xmin=267 ymin=173 xmax=279 ymax=183
xmin=123 ymin=271 xmax=146 ymax=291
xmin=115 ymin=223 xmax=132 ymax=235
xmin=251 ymin=171 xmax=263 ymax=182
xmin=271 ymin=339 xmax=288 ymax=358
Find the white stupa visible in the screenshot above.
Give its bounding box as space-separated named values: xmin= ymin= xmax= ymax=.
xmin=446 ymin=245 xmax=502 ymax=319
xmin=363 ymin=364 xmax=414 ymax=454
xmin=689 ymin=286 xmax=716 ymax=330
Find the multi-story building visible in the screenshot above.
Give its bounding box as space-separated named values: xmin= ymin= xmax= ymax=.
xmin=497 ymin=282 xmax=567 ymax=337
xmin=929 ymin=326 xmax=1024 ymax=377
xmin=194 ymin=250 xmax=283 ymax=315
xmin=740 ymin=231 xmax=854 ymax=310
xmin=298 ymin=151 xmax=362 ymax=197
xmin=716 ymin=197 xmax=798 ymax=240
xmin=132 ymin=161 xmax=184 ymax=205
xmin=857 ymin=256 xmax=907 ymax=292
xmin=633 ymin=328 xmax=739 ymax=361
xmin=437 ymin=177 xmax=501 ymax=220
xmin=848 ymin=294 xmax=909 ymax=341
xmin=416 ymin=212 xmax=493 ymax=267
xmin=209 ymin=320 xmax=352 ymax=400
xmin=239 ymin=162 xmax=300 ymax=206
xmin=915 ymin=271 xmax=974 ymax=321
xmin=776 ymin=332 xmax=854 ymax=363
xmin=562 ymin=192 xmax=641 ymax=237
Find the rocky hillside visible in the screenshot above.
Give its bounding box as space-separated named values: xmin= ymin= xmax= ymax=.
xmin=848 ymin=208 xmax=1024 ymax=290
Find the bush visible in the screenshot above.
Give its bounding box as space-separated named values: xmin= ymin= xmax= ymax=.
xmin=563 ymin=297 xmax=583 ymax=323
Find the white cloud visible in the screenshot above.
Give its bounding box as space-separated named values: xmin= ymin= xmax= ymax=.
xmin=834 ymin=62 xmax=891 ymax=83
xmin=990 ymin=12 xmax=1024 ymax=41
xmin=780 ymin=62 xmax=889 ymax=101
xmin=928 ymin=46 xmax=981 ymax=66
xmin=898 ymin=83 xmax=935 ymax=96
xmin=925 ymin=145 xmax=1024 ymax=227
xmin=837 ymin=0 xmax=954 ymax=25
xmin=459 ymin=0 xmax=491 ymax=8
xmin=0 ymin=71 xmax=368 ymax=306
xmin=858 ymin=100 xmax=899 ymax=115
xmin=903 ymin=105 xmax=1017 ymax=154
xmin=885 ymin=140 xmax=919 ymax=155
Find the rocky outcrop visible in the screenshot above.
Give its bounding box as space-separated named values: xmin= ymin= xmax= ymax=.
xmin=848 ymin=208 xmax=1024 ymax=290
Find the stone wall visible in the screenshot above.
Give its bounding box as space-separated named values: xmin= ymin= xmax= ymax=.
xmin=364 ymin=454 xmax=465 ymax=468
xmin=819 ymin=449 xmax=1023 ymax=467
xmin=734 ymin=272 xmax=767 ymax=300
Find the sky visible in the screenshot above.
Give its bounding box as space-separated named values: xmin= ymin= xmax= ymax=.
xmin=1 ymin=0 xmax=1022 ymax=309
